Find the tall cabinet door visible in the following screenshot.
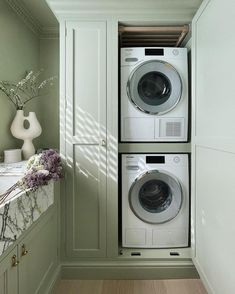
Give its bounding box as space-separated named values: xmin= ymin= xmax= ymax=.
xmin=192 ymin=0 xmax=235 ymax=293
xmin=65 ymin=21 xmax=107 ymax=257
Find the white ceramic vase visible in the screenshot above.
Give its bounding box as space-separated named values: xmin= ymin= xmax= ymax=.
xmin=10 ymin=110 xmax=42 ymax=160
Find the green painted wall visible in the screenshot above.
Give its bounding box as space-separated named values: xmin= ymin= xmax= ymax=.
xmin=0 ymin=0 xmax=39 ymax=159
xmin=38 ymin=38 xmax=59 ymax=150
xmin=0 ymin=0 xmax=59 ymax=160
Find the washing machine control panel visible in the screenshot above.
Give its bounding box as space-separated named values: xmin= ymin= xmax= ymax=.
xmin=124 ymin=154 xmax=187 ymax=168
xmin=121 ymin=47 xmax=186 ymax=67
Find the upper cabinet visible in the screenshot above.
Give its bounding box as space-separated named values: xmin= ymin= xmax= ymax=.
xmin=64 ymin=21 xmax=107 ymax=258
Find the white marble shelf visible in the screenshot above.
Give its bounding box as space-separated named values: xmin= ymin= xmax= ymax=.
xmin=0 ymin=180 xmax=54 ymax=256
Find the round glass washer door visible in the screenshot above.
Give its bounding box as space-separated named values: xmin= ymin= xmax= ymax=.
xmin=129 ymin=170 xmax=182 ymax=224
xmin=127 ymin=60 xmax=182 ymax=115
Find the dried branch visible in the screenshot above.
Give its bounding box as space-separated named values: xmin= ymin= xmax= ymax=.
xmin=0 ymin=71 xmax=57 ymax=110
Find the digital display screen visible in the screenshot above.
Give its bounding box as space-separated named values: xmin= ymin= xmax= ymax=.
xmin=146 ymin=156 xmax=165 ymax=164
xmin=145 ymin=49 xmax=164 ymax=56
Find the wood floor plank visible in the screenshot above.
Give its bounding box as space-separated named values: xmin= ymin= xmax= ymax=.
xmin=133 ymin=280 xmax=155 ymax=294
xmin=71 ymin=280 xmax=103 ymax=294
xmin=55 ymin=280 xmax=73 ymax=294
xmin=55 ymin=279 xmax=208 ymax=294
xmin=101 ymin=280 xmax=119 ymax=294
xmin=117 ymin=280 xmax=134 ymax=294
xmin=153 ymin=280 xmax=167 ymax=294
xmin=164 ymin=279 xmax=208 ymax=294
xmin=102 ymin=280 xmax=134 ymax=294
xmin=56 ymin=280 xmax=103 ymax=294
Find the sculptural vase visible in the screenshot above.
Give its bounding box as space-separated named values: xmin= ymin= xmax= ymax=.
xmin=10 ymin=110 xmax=42 ymax=160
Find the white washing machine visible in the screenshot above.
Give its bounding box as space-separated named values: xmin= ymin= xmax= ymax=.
xmin=120 ymin=47 xmax=188 ymax=142
xmin=122 ymin=153 xmax=189 ymax=248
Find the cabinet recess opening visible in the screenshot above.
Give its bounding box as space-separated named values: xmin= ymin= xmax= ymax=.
xmin=119 ymin=25 xmax=189 ymax=48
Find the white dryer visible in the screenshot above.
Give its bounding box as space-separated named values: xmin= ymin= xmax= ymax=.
xmin=122 ymin=154 xmax=189 ymax=248
xmin=120 ymin=47 xmax=188 ymax=142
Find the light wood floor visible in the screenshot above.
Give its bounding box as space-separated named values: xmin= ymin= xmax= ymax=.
xmin=55 ymin=279 xmax=207 ymax=294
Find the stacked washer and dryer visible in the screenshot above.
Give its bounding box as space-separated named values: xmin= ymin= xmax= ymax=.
xmin=120 ymin=47 xmax=189 ymax=248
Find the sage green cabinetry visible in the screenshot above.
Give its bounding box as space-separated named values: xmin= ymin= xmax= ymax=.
xmin=0 ymin=205 xmax=58 ymax=294
xmin=0 ymin=248 xmax=18 ymax=294
xmin=64 ymin=21 xmax=107 ymax=258
xmin=18 ymin=209 xmax=58 ymax=294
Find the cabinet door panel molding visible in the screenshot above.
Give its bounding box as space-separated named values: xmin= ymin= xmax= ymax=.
xmin=65 ymin=21 xmax=107 ymax=258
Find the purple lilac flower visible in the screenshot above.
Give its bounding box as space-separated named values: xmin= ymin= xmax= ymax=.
xmin=0 ymin=149 xmax=63 ymax=204
xmin=23 ymin=170 xmax=49 ymax=190
xmin=40 ymin=149 xmax=63 ymax=180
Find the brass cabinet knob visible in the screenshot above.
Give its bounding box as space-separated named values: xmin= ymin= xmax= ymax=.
xmin=21 ymin=244 xmax=28 ymax=256
xmin=12 ymin=255 xmax=19 ymax=267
